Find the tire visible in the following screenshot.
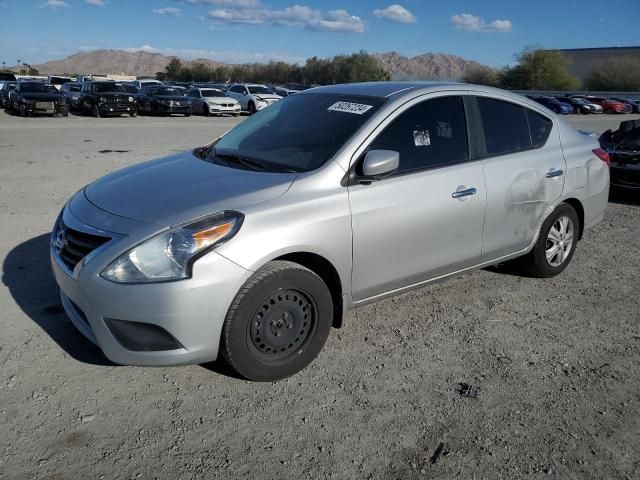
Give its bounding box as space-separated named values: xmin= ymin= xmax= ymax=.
xmin=92 ymin=104 xmax=101 ymax=118
xmin=518 ymin=203 xmax=579 ymax=278
xmin=220 ymin=260 xmax=333 ymax=381
xmin=248 ymin=101 xmax=256 ymax=115
xmin=19 ymin=104 xmax=26 ymax=117
xmin=185 ymin=112 xmax=192 ymax=117
xmin=130 ymin=111 xmax=137 ymax=118
xmin=202 ymin=104 xmax=209 ymax=116
xmin=606 ymin=108 xmax=613 ymax=114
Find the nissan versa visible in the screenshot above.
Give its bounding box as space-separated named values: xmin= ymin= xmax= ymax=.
xmin=51 ymin=82 xmax=609 ymax=381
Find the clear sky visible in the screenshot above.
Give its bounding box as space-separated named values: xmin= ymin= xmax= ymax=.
xmin=1 ymin=0 xmax=638 ymax=68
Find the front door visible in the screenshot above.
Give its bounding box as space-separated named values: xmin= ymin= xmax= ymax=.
xmin=348 ymin=95 xmax=487 ymax=302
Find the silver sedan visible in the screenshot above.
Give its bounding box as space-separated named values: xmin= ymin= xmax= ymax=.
xmin=51 ymin=82 xmax=609 ymax=381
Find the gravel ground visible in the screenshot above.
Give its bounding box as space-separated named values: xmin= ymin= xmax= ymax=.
xmin=0 ymin=110 xmax=639 ymax=480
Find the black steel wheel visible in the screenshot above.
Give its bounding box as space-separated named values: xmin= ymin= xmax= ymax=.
xmin=220 ymin=260 xmax=333 ymax=381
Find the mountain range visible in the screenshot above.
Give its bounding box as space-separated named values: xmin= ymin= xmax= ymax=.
xmin=24 ymin=49 xmax=487 ymax=81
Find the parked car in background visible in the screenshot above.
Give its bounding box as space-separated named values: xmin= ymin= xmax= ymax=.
xmin=60 ymin=82 xmax=83 ymax=111
xmin=272 ymin=86 xmax=298 ymax=97
xmin=226 ymin=83 xmax=282 ymax=114
xmin=119 ymin=83 xmax=140 ymax=95
xmin=527 ymin=95 xmax=573 ymax=114
xmin=556 ymin=96 xmax=601 ymax=114
xmin=132 ymin=79 xmax=163 ymax=90
xmin=47 ymin=76 xmax=74 ymax=91
xmin=50 ymin=82 xmax=609 ymax=381
xmin=137 ymin=85 xmax=192 ymax=116
xmin=283 ymin=83 xmax=311 ymax=91
xmin=611 ymin=97 xmax=640 ymax=114
xmin=79 ymin=81 xmax=137 ymax=117
xmin=9 ymin=81 xmax=67 ymax=116
xmin=0 ymin=81 xmax=17 ymax=108
xmin=187 ymin=87 xmax=240 ymax=116
xmin=599 ymin=119 xmax=640 ymax=190
xmin=584 ymin=96 xmax=629 ymax=114
xmin=172 ymin=86 xmax=190 ymax=97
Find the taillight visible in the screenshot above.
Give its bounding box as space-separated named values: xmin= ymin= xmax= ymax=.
xmin=592 ymin=148 xmax=610 ymax=167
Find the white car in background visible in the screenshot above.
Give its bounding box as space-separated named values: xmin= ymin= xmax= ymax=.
xmin=187 ymin=87 xmax=241 ymax=116
xmin=226 ymin=83 xmax=282 ymax=114
xmin=132 ymin=79 xmax=163 ymax=90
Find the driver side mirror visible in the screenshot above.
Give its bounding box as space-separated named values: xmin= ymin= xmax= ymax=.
xmin=359 ymin=150 xmax=399 ymax=182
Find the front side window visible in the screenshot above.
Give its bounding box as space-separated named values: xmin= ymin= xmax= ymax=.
xmin=248 ymin=86 xmax=273 ymax=95
xmin=212 ymin=93 xmax=386 ymax=172
xmin=368 ymin=96 xmax=469 ymax=173
xmin=477 ymin=97 xmax=531 ymax=156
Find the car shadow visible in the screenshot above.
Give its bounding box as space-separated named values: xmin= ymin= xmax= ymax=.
xmin=2 ymin=233 xmax=113 ymax=366
xmin=609 ymin=188 xmax=640 ymax=206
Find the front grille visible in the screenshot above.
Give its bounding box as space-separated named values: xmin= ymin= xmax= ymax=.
xmin=106 ymin=96 xmax=131 ymax=104
xmin=56 ymin=221 xmax=111 ymax=271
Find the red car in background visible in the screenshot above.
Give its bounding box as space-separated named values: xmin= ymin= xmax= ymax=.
xmin=585 ymin=97 xmax=631 ymax=114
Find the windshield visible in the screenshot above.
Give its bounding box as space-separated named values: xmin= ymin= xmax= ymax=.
xmin=248 ymin=86 xmax=274 ymax=95
xmin=92 ymin=83 xmax=125 ymax=93
xmin=151 ymin=87 xmax=180 ymax=96
xmin=120 ymin=84 xmax=138 ymax=93
xmin=212 ymin=93 xmax=386 ymax=172
xmin=68 ymin=84 xmax=81 ymax=92
xmin=200 ymin=89 xmax=225 ymax=97
xmin=20 ymin=83 xmax=57 ymax=93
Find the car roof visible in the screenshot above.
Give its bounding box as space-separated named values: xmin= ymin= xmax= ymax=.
xmin=300 ymin=81 xmax=527 ymax=101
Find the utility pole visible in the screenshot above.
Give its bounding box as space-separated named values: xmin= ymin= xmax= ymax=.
xmin=2 ymin=61 xmax=5 ymax=72
xmin=17 ymin=59 xmax=21 ymax=75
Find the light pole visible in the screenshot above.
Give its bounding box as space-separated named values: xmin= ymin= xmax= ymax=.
xmin=17 ymin=59 xmax=21 ymax=75
xmin=2 ymin=61 xmax=5 ymax=72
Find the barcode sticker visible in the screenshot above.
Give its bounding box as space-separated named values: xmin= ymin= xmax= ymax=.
xmin=328 ymin=101 xmax=373 ymax=115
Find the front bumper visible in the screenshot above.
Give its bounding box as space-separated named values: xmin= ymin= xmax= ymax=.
xmin=98 ymin=103 xmax=136 ymax=115
xmin=208 ymin=104 xmax=240 ymax=114
xmin=23 ymin=102 xmax=66 ymax=115
xmin=156 ymin=103 xmax=191 ymax=114
xmin=50 ymin=197 xmax=252 ymax=366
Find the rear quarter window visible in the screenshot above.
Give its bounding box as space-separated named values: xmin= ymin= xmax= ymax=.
xmin=526 ymin=109 xmax=553 ymax=148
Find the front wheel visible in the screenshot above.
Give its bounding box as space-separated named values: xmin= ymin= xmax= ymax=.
xmin=518 ymin=203 xmax=579 ymax=278
xmin=92 ymin=104 xmax=101 ymax=118
xmin=130 ymin=110 xmax=137 ymax=117
xmin=220 ymin=261 xmax=333 ymax=381
xmin=248 ymin=102 xmax=256 ymax=115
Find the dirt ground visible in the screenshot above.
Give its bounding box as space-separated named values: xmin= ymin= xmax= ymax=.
xmin=0 ymin=111 xmax=639 ymax=480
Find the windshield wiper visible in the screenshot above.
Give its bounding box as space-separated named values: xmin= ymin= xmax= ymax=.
xmin=213 ymin=153 xmax=267 ymax=171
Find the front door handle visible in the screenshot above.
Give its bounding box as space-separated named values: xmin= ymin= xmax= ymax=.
xmin=546 ymin=168 xmax=564 ymax=178
xmin=451 ymin=187 xmax=477 ymax=199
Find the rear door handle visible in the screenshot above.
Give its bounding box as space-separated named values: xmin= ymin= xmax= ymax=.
xmin=546 ymin=168 xmax=564 ymax=178
xmin=451 ymin=187 xmax=477 ymax=199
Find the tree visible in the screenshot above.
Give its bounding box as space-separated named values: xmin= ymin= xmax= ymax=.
xmin=164 ymin=58 xmax=183 ymax=81
xmin=501 ymin=45 xmax=579 ymax=90
xmin=584 ymin=56 xmax=640 ymax=91
xmin=462 ymin=66 xmax=501 ymax=87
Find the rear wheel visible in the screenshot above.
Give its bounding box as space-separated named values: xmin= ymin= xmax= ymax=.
xmin=518 ymin=203 xmax=579 ymax=278
xmin=220 ymin=261 xmax=333 ymax=381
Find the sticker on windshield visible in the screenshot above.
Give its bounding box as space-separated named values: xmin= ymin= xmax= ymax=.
xmin=328 ymin=101 xmax=374 ymax=115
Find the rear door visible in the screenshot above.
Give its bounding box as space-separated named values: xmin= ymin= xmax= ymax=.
xmin=474 ymin=96 xmax=565 ymax=261
xmin=349 ymin=94 xmax=487 ymax=302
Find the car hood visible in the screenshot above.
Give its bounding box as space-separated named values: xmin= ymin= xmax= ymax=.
xmin=254 ymin=94 xmax=281 ymax=101
xmin=21 ymin=93 xmax=62 ymax=101
xmin=153 ymin=95 xmax=189 ymax=101
xmin=205 ymin=97 xmax=238 ymax=104
xmin=84 ymin=151 xmax=297 ymax=226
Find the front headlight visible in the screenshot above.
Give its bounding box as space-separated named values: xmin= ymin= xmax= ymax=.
xmin=128 ymin=96 xmax=135 ymax=103
xmin=100 ymin=211 xmax=243 ymax=283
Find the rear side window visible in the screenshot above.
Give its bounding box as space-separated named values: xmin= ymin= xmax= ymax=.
xmin=526 ymin=109 xmax=553 ymax=148
xmin=477 ymin=97 xmax=531 ymax=156
xmin=369 ymin=96 xmax=469 ymax=173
